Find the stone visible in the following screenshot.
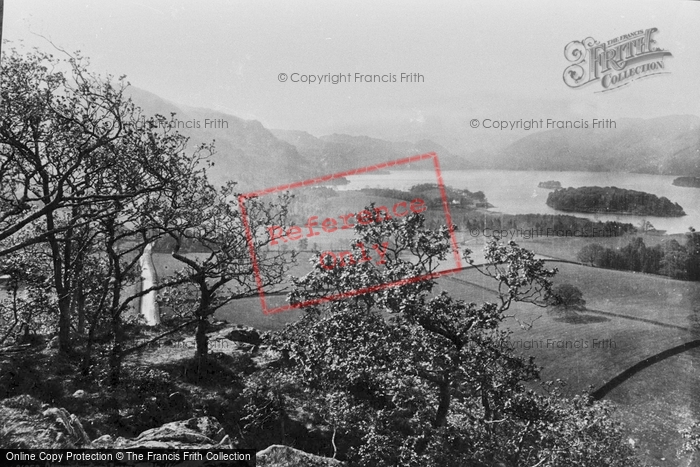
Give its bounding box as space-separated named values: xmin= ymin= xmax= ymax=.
xmin=90 ymin=434 xmax=115 ymax=448
xmin=45 ymin=336 xmax=60 ymax=350
xmin=225 ymin=326 xmax=262 ymax=346
xmin=91 ymin=416 xmax=231 ymax=450
xmin=218 ymin=434 xmax=232 ymax=447
xmin=257 ymin=445 xmax=345 ymax=466
xmin=42 ymin=407 xmax=90 ymax=445
xmin=134 ymin=416 xmax=226 ymax=445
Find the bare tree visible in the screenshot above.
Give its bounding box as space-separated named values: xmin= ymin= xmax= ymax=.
xmin=160 ymin=182 xmax=295 ymax=377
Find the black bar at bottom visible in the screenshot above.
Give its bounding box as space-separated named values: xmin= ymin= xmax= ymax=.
xmin=1 ymin=449 xmax=256 ymax=466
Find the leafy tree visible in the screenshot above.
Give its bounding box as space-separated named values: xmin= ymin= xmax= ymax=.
xmin=658 ymin=239 xmax=688 ymax=280
xmin=0 ymin=240 xmax=53 ymax=345
xmin=638 ymin=218 xmax=655 ymax=232
xmin=1 ymin=47 xmax=171 ymax=352
xmin=577 ymin=243 xmax=605 ymax=266
xmin=685 ymin=229 xmax=700 ymax=281
xmin=547 ymin=283 xmax=586 ymax=310
xmin=276 ymin=206 xmax=638 ymax=466
xmin=0 ymin=47 xmax=219 ymax=385
xmin=157 ymin=184 xmax=294 ymax=377
xmin=0 ymin=47 xmax=130 ymax=351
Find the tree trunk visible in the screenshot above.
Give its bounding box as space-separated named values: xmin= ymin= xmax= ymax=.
xmin=195 ymin=314 xmax=208 ymax=377
xmin=108 ymin=312 xmax=123 ymax=385
xmin=75 ymin=285 xmax=85 ymax=335
xmin=433 ymin=375 xmax=451 ymax=428
xmin=481 ymin=381 xmax=492 ymax=431
xmin=195 ymin=283 xmax=211 ymax=378
xmin=57 ymin=296 xmax=72 ymax=352
xmin=80 ymin=311 xmax=100 ymax=376
xmin=44 ymin=207 xmax=72 ymax=354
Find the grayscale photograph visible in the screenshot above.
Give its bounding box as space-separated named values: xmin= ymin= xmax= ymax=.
xmin=1 ymin=1 xmax=699 ymax=466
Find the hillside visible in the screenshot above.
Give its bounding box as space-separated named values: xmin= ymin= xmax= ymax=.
xmin=126 ymin=88 xmax=700 ymax=182
xmin=126 ymin=87 xmax=312 ymax=190
xmin=271 ymin=129 xmax=471 ymax=173
xmin=126 ymin=87 xmax=469 ymax=190
xmin=489 ymin=115 xmax=700 ymax=176
xmin=125 ymin=88 xmax=700 ymax=185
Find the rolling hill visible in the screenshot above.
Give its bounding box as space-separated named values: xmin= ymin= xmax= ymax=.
xmin=126 ymin=87 xmax=312 ymax=190
xmin=270 ymin=129 xmax=471 ymax=173
xmin=126 ymin=87 xmax=700 ymax=190
xmin=489 ymin=115 xmax=700 ymax=175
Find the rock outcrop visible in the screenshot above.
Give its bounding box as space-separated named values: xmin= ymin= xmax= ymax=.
xmin=91 ymin=416 xmax=233 ymax=449
xmin=0 ymin=395 xmax=90 ymax=448
xmin=257 ymin=445 xmax=345 ymax=467
xmin=226 ymin=326 xmax=262 ymax=346
xmin=42 ymin=407 xmax=91 ymax=446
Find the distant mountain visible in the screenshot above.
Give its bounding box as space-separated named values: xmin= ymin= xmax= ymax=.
xmin=126 ymin=87 xmax=468 ymax=190
xmin=126 ymin=87 xmax=312 ymax=190
xmin=271 ymin=130 xmax=471 ymax=173
xmin=126 ymin=87 xmax=700 ymax=187
xmin=489 ymin=115 xmax=700 ymax=175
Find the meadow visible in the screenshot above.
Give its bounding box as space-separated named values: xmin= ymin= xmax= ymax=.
xmin=152 ymin=228 xmax=700 ymax=466
xmin=437 ymin=261 xmax=700 ymax=466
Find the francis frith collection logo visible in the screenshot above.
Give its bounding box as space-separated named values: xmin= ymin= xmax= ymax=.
xmin=563 ymin=27 xmax=672 ymax=92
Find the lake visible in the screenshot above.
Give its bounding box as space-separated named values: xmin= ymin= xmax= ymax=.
xmin=339 ymin=169 xmax=700 ymax=234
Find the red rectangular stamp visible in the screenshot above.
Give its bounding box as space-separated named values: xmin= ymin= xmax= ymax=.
xmin=239 ymin=152 xmax=463 ymax=314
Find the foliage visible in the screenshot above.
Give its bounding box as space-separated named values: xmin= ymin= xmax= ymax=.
xmin=577 ymin=243 xmax=605 ymax=266
xmin=359 ymin=184 xmax=487 ymax=209
xmin=451 ymin=211 xmax=635 ymax=238
xmin=275 ymin=207 xmax=638 ymax=466
xmin=0 ymin=241 xmax=55 ymax=345
xmin=679 ymin=422 xmax=700 ymax=459
xmin=156 ymin=185 xmax=295 ymax=377
xmin=672 ymin=176 xmax=700 ymax=188
xmin=546 ymin=186 xmax=685 ymax=217
xmin=577 ymin=232 xmax=700 ymax=281
xmin=0 ymin=45 xmax=217 ymax=384
xmin=547 ymin=283 xmax=586 ymax=310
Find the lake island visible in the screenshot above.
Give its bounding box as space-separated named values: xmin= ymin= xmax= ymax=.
xmin=672 ymin=176 xmax=700 ymax=188
xmin=546 ymin=186 xmax=686 ymax=217
xmin=538 ymin=180 xmax=562 ymax=189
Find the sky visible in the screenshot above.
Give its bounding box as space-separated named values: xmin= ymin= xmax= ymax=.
xmin=3 ymin=0 xmax=700 ymax=144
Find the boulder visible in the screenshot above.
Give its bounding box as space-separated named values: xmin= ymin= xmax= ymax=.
xmin=41 ymin=407 xmax=90 ymax=445
xmin=0 ymin=395 xmax=82 ymax=448
xmin=136 ymin=416 xmax=227 ymax=444
xmin=45 ymin=336 xmax=59 ymax=350
xmin=257 ymin=445 xmax=345 ymax=466
xmin=91 ymin=416 xmax=233 ymax=450
xmin=225 ymin=326 xmax=262 ymax=346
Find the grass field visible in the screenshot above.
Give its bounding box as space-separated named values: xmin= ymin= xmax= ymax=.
xmin=152 ymin=237 xmax=700 ymax=466
xmin=152 ymin=252 xmax=306 ymax=331
xmin=514 ymin=231 xmax=690 ymax=262
xmin=437 ymin=262 xmax=700 ymax=466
